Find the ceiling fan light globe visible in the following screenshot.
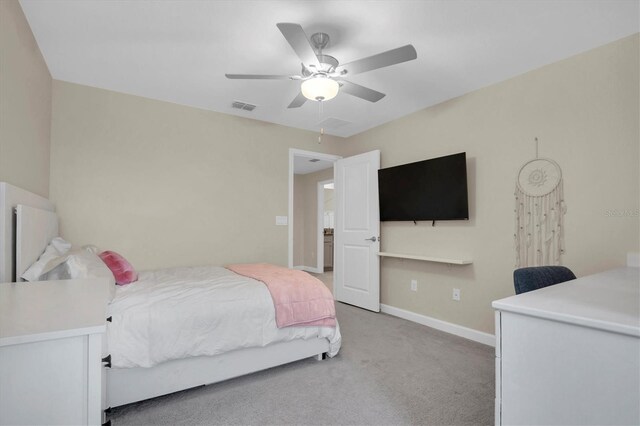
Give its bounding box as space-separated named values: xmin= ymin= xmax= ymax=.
xmin=301 ymin=77 xmax=339 ymax=102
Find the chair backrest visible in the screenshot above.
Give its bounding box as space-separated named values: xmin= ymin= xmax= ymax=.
xmin=513 ymin=266 xmax=576 ymax=295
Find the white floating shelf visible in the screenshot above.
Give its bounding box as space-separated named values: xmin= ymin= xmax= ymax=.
xmin=377 ymin=252 xmax=473 ymax=265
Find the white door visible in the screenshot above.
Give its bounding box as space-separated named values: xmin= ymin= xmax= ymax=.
xmin=334 ymin=150 xmax=380 ymax=312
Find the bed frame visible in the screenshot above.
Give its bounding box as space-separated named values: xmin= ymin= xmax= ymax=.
xmin=107 ymin=338 xmax=328 ymax=407
xmin=2 ymin=183 xmax=330 ymax=409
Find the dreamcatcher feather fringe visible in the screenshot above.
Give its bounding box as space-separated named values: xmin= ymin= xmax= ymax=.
xmin=514 ymin=181 xmax=566 ymax=267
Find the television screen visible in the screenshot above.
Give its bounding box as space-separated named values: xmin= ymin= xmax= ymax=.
xmin=378 ymin=152 xmax=469 ymax=221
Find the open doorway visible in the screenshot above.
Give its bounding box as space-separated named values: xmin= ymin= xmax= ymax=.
xmin=318 ymin=180 xmax=334 ymax=272
xmin=288 ymin=149 xmax=341 ymax=272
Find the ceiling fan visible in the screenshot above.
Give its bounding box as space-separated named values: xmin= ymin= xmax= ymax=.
xmin=226 ymin=23 xmax=417 ymax=108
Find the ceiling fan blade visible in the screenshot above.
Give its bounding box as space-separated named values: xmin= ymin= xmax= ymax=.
xmin=276 ymin=23 xmax=321 ymax=69
xmin=336 ymin=44 xmax=417 ymax=75
xmin=225 ymin=74 xmax=296 ymax=80
xmin=337 ymin=80 xmax=386 ymax=102
xmin=287 ymin=92 xmax=307 ymax=108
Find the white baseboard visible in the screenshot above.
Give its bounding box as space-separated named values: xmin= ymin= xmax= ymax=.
xmin=293 ymin=265 xmax=322 ymax=274
xmin=380 ymin=304 xmax=496 ymax=347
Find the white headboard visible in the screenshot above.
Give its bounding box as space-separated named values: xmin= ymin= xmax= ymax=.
xmin=0 ymin=182 xmax=55 ymax=283
xmin=16 ymin=205 xmax=59 ymax=280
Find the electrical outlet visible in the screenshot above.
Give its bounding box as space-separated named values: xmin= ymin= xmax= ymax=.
xmin=410 ymin=279 xmax=418 ymax=292
xmin=453 ymin=288 xmax=461 ymax=301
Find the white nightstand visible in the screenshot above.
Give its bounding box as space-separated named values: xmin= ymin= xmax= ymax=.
xmin=0 ymin=278 xmax=110 ymax=425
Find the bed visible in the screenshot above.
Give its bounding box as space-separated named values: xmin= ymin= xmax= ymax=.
xmin=106 ymin=265 xmax=341 ymax=407
xmin=0 ymin=182 xmax=341 ymax=410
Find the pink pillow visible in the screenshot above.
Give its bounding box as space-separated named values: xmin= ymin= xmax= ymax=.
xmin=99 ymin=250 xmax=138 ymax=285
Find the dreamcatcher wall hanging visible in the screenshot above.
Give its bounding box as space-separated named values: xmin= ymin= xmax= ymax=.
xmin=515 ymin=138 xmax=566 ymax=267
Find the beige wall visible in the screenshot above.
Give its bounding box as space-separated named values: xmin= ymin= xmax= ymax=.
xmin=50 ymin=80 xmax=343 ymax=270
xmin=0 ymin=0 xmax=51 ymax=197
xmin=292 ymin=167 xmax=333 ymax=268
xmin=341 ymin=34 xmax=640 ymax=334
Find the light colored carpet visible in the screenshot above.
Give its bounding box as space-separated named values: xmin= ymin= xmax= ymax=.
xmin=110 ymin=300 xmax=494 ymax=426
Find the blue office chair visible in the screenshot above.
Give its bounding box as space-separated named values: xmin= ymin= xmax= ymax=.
xmin=513 ymin=266 xmax=576 ymax=295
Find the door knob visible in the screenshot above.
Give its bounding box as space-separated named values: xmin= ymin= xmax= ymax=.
xmin=365 ymin=236 xmax=378 ymax=242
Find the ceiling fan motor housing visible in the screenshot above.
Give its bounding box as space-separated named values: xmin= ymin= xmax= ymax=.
xmin=304 ymin=54 xmax=339 ymax=76
xmin=301 ymin=32 xmax=339 ymax=76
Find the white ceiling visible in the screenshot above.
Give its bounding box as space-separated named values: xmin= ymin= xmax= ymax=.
xmin=293 ymin=155 xmax=334 ymax=175
xmin=20 ymin=0 xmax=639 ymax=138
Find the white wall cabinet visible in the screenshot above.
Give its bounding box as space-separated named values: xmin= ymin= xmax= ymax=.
xmin=493 ymin=268 xmax=639 ymax=426
xmin=0 ymin=279 xmax=110 ymax=425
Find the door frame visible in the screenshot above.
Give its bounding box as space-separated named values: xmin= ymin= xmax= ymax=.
xmin=288 ymin=148 xmax=342 ymax=269
xmin=316 ymin=179 xmax=334 ymax=272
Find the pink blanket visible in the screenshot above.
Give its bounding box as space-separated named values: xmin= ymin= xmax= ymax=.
xmin=226 ymin=263 xmax=336 ymax=328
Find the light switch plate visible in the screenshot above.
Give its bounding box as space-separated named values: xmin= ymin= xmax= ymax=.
xmin=453 ymin=288 xmax=461 ymax=301
xmin=275 ymin=216 xmax=288 ymax=226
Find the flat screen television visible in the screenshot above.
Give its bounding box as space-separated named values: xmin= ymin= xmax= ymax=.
xmin=378 ymin=152 xmax=469 ymax=222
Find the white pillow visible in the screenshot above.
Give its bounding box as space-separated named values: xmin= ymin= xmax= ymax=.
xmin=66 ymin=250 xmax=114 ymax=280
xmin=46 ymin=249 xmax=117 ymax=300
xmin=22 ymin=243 xmax=116 ymax=301
xmin=21 ymin=237 xmax=72 ymax=281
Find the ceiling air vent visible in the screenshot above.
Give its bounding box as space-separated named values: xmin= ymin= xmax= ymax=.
xmin=317 ymin=117 xmax=350 ymax=129
xmin=309 ymin=159 xmax=320 ymax=163
xmin=231 ymin=101 xmax=256 ymax=111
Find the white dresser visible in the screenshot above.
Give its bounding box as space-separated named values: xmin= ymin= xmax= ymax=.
xmin=0 ymin=278 xmax=110 ymax=425
xmin=492 ymin=267 xmax=640 ymax=425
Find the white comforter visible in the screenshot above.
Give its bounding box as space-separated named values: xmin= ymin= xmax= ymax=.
xmin=107 ymin=266 xmax=341 ymax=368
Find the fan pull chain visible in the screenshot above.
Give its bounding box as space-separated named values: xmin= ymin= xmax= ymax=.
xmin=317 ymin=100 xmax=324 ymax=144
